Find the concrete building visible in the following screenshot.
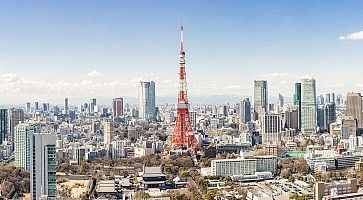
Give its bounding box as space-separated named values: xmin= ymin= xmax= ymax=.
xmin=261 ymin=113 xmax=281 ymax=144
xmin=315 ymin=179 xmax=357 ymax=200
xmin=30 ymin=133 xmax=57 ymax=200
xmin=346 ymin=92 xmax=362 ymax=127
xmin=211 ymin=156 xmax=277 ymax=177
xmin=189 ymin=111 xmax=197 ymax=130
xmin=342 ymin=116 xmax=358 ymax=137
xmin=139 ymin=81 xmax=156 ymax=120
xmin=301 ymin=78 xmax=317 ymax=134
xmin=14 ymin=123 xmax=37 ymax=170
xmin=253 ymin=80 xmax=268 ymax=120
xmin=103 ymin=121 xmax=114 ymax=145
xmin=112 ymin=97 xmax=124 ymax=118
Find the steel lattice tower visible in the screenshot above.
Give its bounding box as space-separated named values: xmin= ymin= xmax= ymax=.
xmin=171 ymin=23 xmax=197 ymax=149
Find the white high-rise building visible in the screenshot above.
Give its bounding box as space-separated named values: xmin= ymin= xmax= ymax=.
xmin=301 ymin=78 xmax=317 ymax=134
xmin=30 ymin=133 xmax=57 ymax=200
xmin=14 ymin=123 xmax=36 ymax=170
xmin=138 ymin=81 xmax=156 ymax=120
xmin=189 ymin=111 xmax=197 ymax=130
xmin=112 ymin=140 xmax=125 ymax=159
xmin=103 ymin=121 xmax=114 ymax=145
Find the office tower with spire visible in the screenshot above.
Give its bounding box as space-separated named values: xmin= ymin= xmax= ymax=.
xmin=346 ymin=92 xmax=363 ymax=128
xmin=112 ymin=97 xmax=124 ymax=118
xmin=30 ymin=132 xmax=56 ymax=200
xmin=0 ymin=109 xmax=7 ymax=144
xmin=138 ymin=81 xmax=156 ymax=120
xmin=301 ymin=78 xmax=317 ymax=134
xmin=253 ymin=80 xmax=268 ymax=120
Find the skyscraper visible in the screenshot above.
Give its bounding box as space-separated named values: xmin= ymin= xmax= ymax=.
xmin=261 ymin=113 xmax=281 ymax=144
xmin=301 ymin=78 xmax=317 ymax=134
xmin=64 ymin=98 xmax=69 ymax=113
xmin=324 ymin=103 xmax=336 ymax=131
xmin=14 ymin=123 xmax=37 ymax=170
xmin=138 ymin=81 xmax=156 ymax=120
xmin=30 ymin=132 xmax=56 ymax=200
xmin=293 ymin=82 xmax=302 ymax=131
xmin=346 ymin=92 xmax=363 ymax=128
xmin=35 ymin=102 xmax=39 ymax=111
xmin=253 ymin=80 xmax=268 ymax=120
xmin=239 ymin=98 xmax=251 ymax=124
xmin=112 ymin=97 xmax=124 ymax=118
xmin=0 ymin=109 xmax=7 ymax=144
xmin=103 ymin=121 xmax=114 ymax=145
xmin=26 ymin=102 xmax=31 ymax=114
xmin=278 ymin=93 xmax=284 ymax=108
xmin=91 ymin=98 xmax=97 ymax=112
xmin=9 ymin=108 xmax=25 ymax=144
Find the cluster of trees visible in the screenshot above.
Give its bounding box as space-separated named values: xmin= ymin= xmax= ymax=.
xmin=278 ymin=158 xmax=309 ymax=179
xmin=0 ymin=164 xmax=30 ymax=199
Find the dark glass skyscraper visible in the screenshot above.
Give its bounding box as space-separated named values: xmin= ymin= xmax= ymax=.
xmin=239 ymin=98 xmax=251 ymax=124
xmin=293 ymin=82 xmax=302 ymax=131
xmin=0 ymin=109 xmax=7 ymax=144
xmin=253 ymin=80 xmax=268 ymax=120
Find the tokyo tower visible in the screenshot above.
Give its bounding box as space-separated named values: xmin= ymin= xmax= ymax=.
xmin=171 ymin=22 xmax=198 ymax=149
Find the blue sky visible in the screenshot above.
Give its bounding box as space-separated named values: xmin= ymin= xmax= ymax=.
xmin=1 ymin=1 xmax=363 ymax=104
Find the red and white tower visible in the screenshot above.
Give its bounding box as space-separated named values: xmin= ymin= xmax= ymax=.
xmin=171 ymin=23 xmax=198 ymax=149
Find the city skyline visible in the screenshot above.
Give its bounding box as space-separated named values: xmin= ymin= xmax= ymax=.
xmin=1 ymin=1 xmax=363 ymax=104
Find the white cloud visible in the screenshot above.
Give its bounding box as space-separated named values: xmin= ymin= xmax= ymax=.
xmin=259 ymin=73 xmax=290 ymax=78
xmin=86 ymin=70 xmax=103 ymax=78
xmin=339 ymin=30 xmax=363 ymax=40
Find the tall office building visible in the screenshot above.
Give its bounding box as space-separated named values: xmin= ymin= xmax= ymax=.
xmin=278 ymin=93 xmax=284 ymax=108
xmin=14 ymin=123 xmax=37 ymax=170
xmin=261 ymin=113 xmax=281 ymax=144
xmin=239 ymin=98 xmax=252 ymax=124
xmin=253 ymin=80 xmax=268 ymax=120
xmin=301 ymin=78 xmax=317 ymax=134
xmin=26 ymin=102 xmax=31 ymax=114
xmin=9 ymin=108 xmax=25 ymax=143
xmin=293 ymin=83 xmax=302 ymax=130
xmin=103 ymin=121 xmax=114 ymax=145
xmin=324 ymin=103 xmax=336 ymax=131
xmin=42 ymin=103 xmax=50 ymax=112
xmin=35 ymin=102 xmax=39 ymax=111
xmin=139 ymin=81 xmax=156 ymax=120
xmin=346 ymin=92 xmax=363 ymax=128
xmin=64 ymin=98 xmax=69 ymax=113
xmin=284 ymin=107 xmax=299 ymax=131
xmin=325 ymin=93 xmax=335 ymax=104
xmin=90 ymin=98 xmax=97 ymax=112
xmin=30 ymin=133 xmax=57 ymax=200
xmin=112 ymin=98 xmax=124 ymax=118
xmin=0 ymin=109 xmax=7 ymax=144
xmin=189 ymin=111 xmax=197 ymax=130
